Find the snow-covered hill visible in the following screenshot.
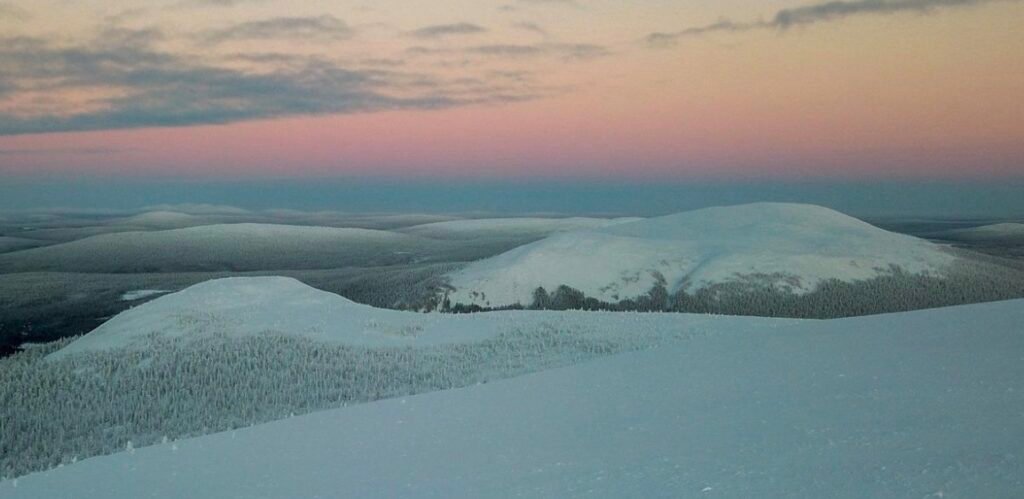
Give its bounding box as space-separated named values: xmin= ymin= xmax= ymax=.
xmin=49 ymin=277 xmax=501 ymax=357
xmin=49 ymin=276 xmax=762 ymax=358
xmin=0 ymin=224 xmax=450 ymax=272
xmin=4 ymin=277 xmax=780 ymax=478
xmin=8 ymin=297 xmax=1024 ymax=498
xmin=446 ymin=203 xmax=958 ymax=308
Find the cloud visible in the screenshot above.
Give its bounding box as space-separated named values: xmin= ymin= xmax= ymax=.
xmin=405 ymin=41 xmax=609 ymax=61
xmin=201 ymin=15 xmax=353 ymax=44
xmin=0 ymin=34 xmax=542 ymax=135
xmin=481 ymin=43 xmax=608 ymax=60
xmin=646 ymin=0 xmax=1009 ymax=46
xmin=411 ymin=23 xmax=487 ymax=39
xmin=500 ymin=0 xmax=581 ymax=12
xmin=512 ymin=22 xmax=549 ymax=36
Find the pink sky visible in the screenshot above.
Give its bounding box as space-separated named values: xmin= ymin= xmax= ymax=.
xmin=0 ymin=0 xmax=1021 ymax=180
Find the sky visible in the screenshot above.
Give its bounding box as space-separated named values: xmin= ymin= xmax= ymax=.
xmin=0 ymin=0 xmax=1022 ymax=213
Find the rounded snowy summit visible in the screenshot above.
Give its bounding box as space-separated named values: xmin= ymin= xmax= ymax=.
xmin=445 ymin=203 xmax=957 ymax=308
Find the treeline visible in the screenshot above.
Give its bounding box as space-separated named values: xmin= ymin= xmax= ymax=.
xmin=443 ymin=259 xmax=1024 ymax=319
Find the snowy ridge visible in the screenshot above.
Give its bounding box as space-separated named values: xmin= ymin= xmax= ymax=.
xmin=446 ymin=203 xmax=957 ymax=308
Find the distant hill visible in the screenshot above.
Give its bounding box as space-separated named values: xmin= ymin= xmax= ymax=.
xmin=445 ymin=203 xmax=960 ymax=309
xmin=940 ymin=223 xmax=1024 ymax=243
xmin=0 ymin=224 xmax=450 ymax=273
xmin=0 ymin=236 xmax=46 ymax=254
xmin=400 ymin=217 xmax=641 ymax=240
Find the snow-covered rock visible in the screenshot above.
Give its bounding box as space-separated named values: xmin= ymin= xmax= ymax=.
xmin=446 ymin=203 xmax=957 ymax=308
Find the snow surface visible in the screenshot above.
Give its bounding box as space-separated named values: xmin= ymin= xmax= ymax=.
xmin=447 ymin=203 xmax=957 ymax=308
xmin=9 ymin=298 xmax=1024 ymax=498
xmin=51 ymin=276 xmax=774 ymax=358
xmin=401 ymin=217 xmax=641 ymax=239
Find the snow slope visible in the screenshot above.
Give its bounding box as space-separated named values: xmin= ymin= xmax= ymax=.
xmin=0 ymin=224 xmax=449 ymax=272
xmin=447 ymin=203 xmax=957 ymax=308
xmin=50 ymin=276 xmax=773 ymax=358
xmin=8 ymin=298 xmax=1024 ymax=498
xmin=400 ymin=217 xmax=641 ymax=240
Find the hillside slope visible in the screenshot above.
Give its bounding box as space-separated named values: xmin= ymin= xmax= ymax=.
xmin=446 ymin=203 xmax=958 ymax=308
xmin=7 ymin=298 xmax=1024 ymax=498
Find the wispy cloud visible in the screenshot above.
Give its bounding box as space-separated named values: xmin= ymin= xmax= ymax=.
xmin=471 ymin=43 xmax=609 ymax=60
xmin=0 ymin=32 xmax=544 ymax=135
xmin=512 ymin=22 xmax=549 ymax=36
xmin=201 ymin=15 xmax=353 ymax=44
xmin=0 ymin=147 xmax=129 ymax=156
xmin=411 ymin=23 xmax=487 ymax=39
xmin=408 ymin=42 xmax=609 ymax=61
xmin=646 ymin=0 xmax=1010 ymax=46
xmin=500 ymin=0 xmax=581 ymax=13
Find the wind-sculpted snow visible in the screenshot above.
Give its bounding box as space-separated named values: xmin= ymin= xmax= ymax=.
xmin=5 ymin=298 xmax=1024 ymax=498
xmin=446 ymin=203 xmax=958 ymax=309
xmin=2 ymin=277 xmax=781 ymax=478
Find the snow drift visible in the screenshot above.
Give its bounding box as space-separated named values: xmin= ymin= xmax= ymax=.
xmin=446 ymin=203 xmax=958 ymax=308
